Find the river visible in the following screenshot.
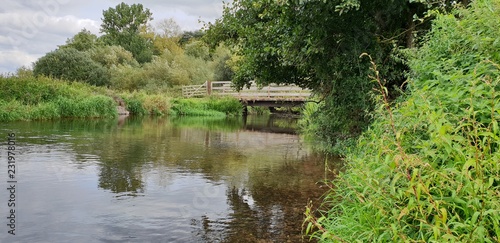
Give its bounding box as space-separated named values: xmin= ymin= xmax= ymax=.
xmin=0 ymin=115 xmax=336 ymax=243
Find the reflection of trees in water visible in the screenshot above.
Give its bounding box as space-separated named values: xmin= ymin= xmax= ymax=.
xmin=194 ymin=153 xmax=336 ymax=243
xmin=18 ymin=116 xmax=334 ymax=241
xmin=192 ymin=187 xmax=279 ymax=243
xmin=96 ymin=139 xmax=150 ymax=195
xmin=243 ymin=115 xmax=298 ymax=134
xmin=98 ymin=163 xmax=144 ymax=195
xmin=95 ymin=118 xmax=171 ymax=195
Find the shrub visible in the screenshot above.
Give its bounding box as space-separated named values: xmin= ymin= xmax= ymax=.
xmin=88 ymin=45 xmax=138 ymax=68
xmin=0 ymin=100 xmax=28 ymax=121
xmin=29 ymin=102 xmax=60 ymax=120
xmin=170 ymin=98 xmax=226 ymax=117
xmin=33 ymin=48 xmax=110 ymax=86
xmin=142 ymin=95 xmax=170 ymax=115
xmin=206 ymin=96 xmax=242 ymax=116
xmin=0 ymin=76 xmax=117 ymax=121
xmin=120 ymin=92 xmax=148 ymax=115
xmin=306 ymin=1 xmax=500 ymax=242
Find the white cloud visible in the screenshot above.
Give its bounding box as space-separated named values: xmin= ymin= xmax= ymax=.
xmin=0 ymin=50 xmax=38 ymax=73
xmin=0 ymin=0 xmax=225 ymax=73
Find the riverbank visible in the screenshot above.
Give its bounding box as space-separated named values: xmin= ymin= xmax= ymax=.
xmin=0 ymin=75 xmax=243 ymax=122
xmin=305 ymin=1 xmax=500 ymax=241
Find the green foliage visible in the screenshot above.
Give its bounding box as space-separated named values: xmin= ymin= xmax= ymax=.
xmin=100 ymin=2 xmax=152 ymax=35
xmin=60 ymin=28 xmax=100 ymax=51
xmin=109 ymin=64 xmax=147 ymax=92
xmin=0 ymin=76 xmax=117 ymax=121
xmin=184 ymin=40 xmax=210 ymax=60
xmin=55 ymin=96 xmax=116 ymax=118
xmin=211 ymin=44 xmax=234 ymax=81
xmin=179 ymin=30 xmax=205 ymax=46
xmin=100 ymin=2 xmax=154 ymax=63
xmin=170 ymin=97 xmax=242 ymax=117
xmin=109 ymin=53 xmax=214 ymax=92
xmin=142 ymin=94 xmax=170 ymax=116
xmin=33 ymin=48 xmax=110 ymax=86
xmin=205 ymin=96 xmax=243 ymax=116
xmin=307 ymin=1 xmax=500 ymax=241
xmin=0 ymin=100 xmax=28 ymax=121
xmin=119 ymin=92 xmax=172 ymax=116
xmin=247 ymin=106 xmax=270 ymax=115
xmin=15 ymin=66 xmax=34 ymax=78
xmin=88 ymin=45 xmax=138 ymax=68
xmin=120 ymin=92 xmax=148 ymax=115
xmin=205 ymin=0 xmax=434 ymax=146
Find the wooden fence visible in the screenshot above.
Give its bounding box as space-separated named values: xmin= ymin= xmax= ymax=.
xmin=182 ymin=81 xmax=311 ymax=101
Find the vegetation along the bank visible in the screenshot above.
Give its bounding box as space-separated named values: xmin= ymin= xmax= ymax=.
xmin=0 ymin=75 xmax=117 ymax=121
xmin=0 ymin=74 xmax=242 ymax=122
xmin=303 ymin=0 xmax=499 ymax=241
xmin=3 ymin=0 xmax=499 ymax=241
xmin=206 ymin=0 xmax=498 ymax=241
xmin=1 ymin=2 xmax=241 ymax=122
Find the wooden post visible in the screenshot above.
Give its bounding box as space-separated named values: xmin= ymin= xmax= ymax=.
xmin=207 ymin=81 xmax=212 ymax=95
xmin=242 ymin=105 xmax=248 ymax=116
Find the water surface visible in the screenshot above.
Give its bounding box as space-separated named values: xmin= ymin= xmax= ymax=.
xmin=0 ymin=115 xmax=335 ymax=242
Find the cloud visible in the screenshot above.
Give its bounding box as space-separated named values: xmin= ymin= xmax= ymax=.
xmin=0 ymin=10 xmax=100 ymax=72
xmin=0 ymin=50 xmax=38 ymax=73
xmin=0 ymin=0 xmax=225 ymax=73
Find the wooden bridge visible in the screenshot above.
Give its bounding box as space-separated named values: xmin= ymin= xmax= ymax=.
xmin=182 ymin=81 xmax=311 ymax=109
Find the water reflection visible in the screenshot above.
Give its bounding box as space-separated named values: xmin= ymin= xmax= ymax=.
xmin=0 ymin=115 xmax=337 ymax=242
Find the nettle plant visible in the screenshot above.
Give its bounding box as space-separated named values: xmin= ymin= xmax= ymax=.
xmin=305 ymin=0 xmax=500 ymax=242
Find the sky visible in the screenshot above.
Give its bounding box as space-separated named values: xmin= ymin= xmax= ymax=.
xmin=0 ymin=0 xmax=225 ymax=74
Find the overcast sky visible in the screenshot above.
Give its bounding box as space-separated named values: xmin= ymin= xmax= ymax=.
xmin=0 ymin=0 xmax=225 ymax=74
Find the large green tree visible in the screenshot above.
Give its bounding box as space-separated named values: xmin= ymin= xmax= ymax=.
xmin=100 ymin=2 xmax=154 ymax=63
xmin=60 ymin=28 xmax=100 ymax=52
xmin=33 ymin=48 xmax=110 ymax=86
xmin=205 ymin=0 xmax=467 ymax=147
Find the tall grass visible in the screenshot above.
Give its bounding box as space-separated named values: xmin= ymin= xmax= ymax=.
xmin=0 ymin=76 xmax=117 ymax=121
xmin=305 ymin=1 xmax=500 ymax=242
xmin=170 ymin=97 xmax=242 ymax=117
xmin=0 ymin=71 xmax=242 ymax=121
xmin=120 ymin=91 xmax=171 ymax=116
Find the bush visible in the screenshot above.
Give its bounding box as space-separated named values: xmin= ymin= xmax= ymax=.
xmin=120 ymin=92 xmax=148 ymax=115
xmin=307 ymin=1 xmax=500 ymax=242
xmin=88 ymin=45 xmax=139 ymax=68
xmin=206 ymin=96 xmax=242 ymax=116
xmin=33 ymin=48 xmax=110 ymax=86
xmin=0 ymin=100 xmax=28 ymax=121
xmin=0 ymin=76 xmax=117 ymax=121
xmin=142 ymin=95 xmax=171 ymax=115
xmin=169 ymin=98 xmax=241 ymax=117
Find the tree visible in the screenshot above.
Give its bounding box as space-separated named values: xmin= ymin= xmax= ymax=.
xmin=100 ymin=2 xmax=153 ymax=37
xmin=33 ymin=48 xmax=110 ymax=86
xmin=307 ymin=1 xmax=500 ymax=241
xmin=100 ymin=2 xmax=154 ymax=63
xmin=205 ymin=0 xmax=458 ymax=146
xmin=59 ymin=29 xmax=100 ymax=51
xmin=184 ymin=40 xmax=210 ymax=60
xmin=157 ymin=18 xmax=182 ymax=38
xmin=211 ymin=44 xmax=234 ymax=81
xmin=179 ymin=30 xmax=205 ymax=46
xmin=88 ymin=45 xmax=138 ymax=68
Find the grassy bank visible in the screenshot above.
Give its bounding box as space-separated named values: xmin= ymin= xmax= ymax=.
xmin=306 ymin=1 xmax=500 ymax=242
xmin=169 ymin=97 xmax=242 ymax=116
xmin=0 ymin=76 xmax=116 ymax=121
xmin=0 ymin=75 xmax=243 ymax=122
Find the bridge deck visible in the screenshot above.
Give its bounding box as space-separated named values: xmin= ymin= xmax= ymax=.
xmin=182 ymin=81 xmax=311 ymax=104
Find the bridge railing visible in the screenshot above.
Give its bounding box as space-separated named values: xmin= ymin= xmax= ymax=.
xmin=182 ymin=81 xmax=208 ymax=98
xmin=182 ymin=81 xmax=311 ymax=101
